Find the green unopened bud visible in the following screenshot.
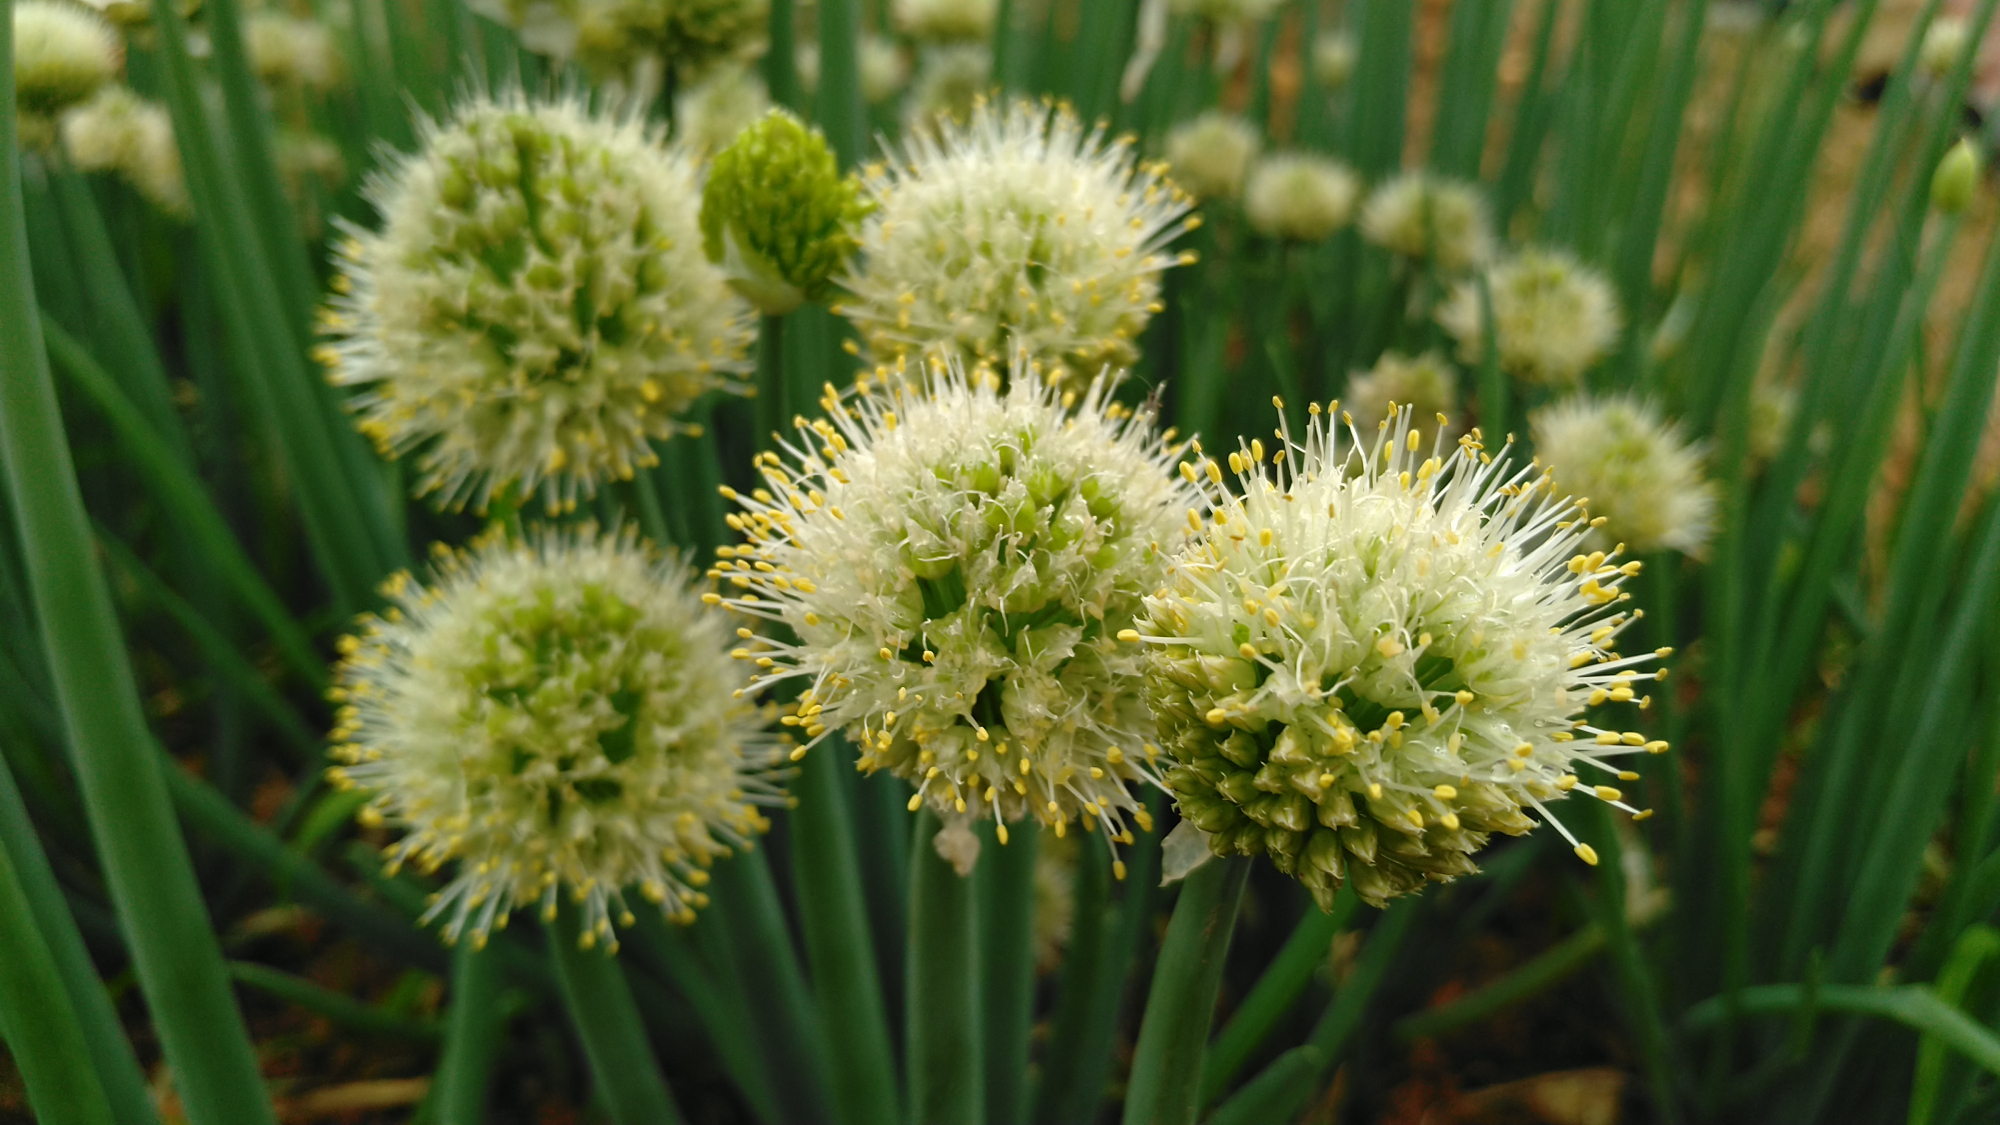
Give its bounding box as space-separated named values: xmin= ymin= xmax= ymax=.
xmin=1933 ymin=138 xmax=1979 ymax=215
xmin=700 ymin=109 xmax=871 ymax=315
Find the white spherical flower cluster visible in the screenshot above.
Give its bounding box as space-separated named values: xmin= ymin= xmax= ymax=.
xmin=712 ymin=359 xmax=1198 ymax=868
xmin=320 ymin=92 xmax=754 ymax=513
xmin=13 ymin=0 xmax=120 ymax=127
xmin=246 ymin=12 xmax=345 ymax=94
xmin=1344 ymin=350 xmax=1459 ymax=447
xmin=1164 ymin=111 xmax=1260 ymax=201
xmin=1136 ymin=405 xmax=1668 ymax=908
xmin=902 ymin=44 xmax=991 ymax=131
xmin=59 ymin=85 xmax=187 ymax=214
xmin=327 ymin=527 xmax=784 ymax=952
xmin=1244 ymin=153 xmax=1360 ymax=242
xmin=1437 ymin=246 xmax=1621 ymax=387
xmin=1530 ymin=395 xmax=1715 ymax=557
xmin=1360 ymin=171 xmax=1494 ymax=272
xmin=674 ymin=60 xmax=771 ymax=156
xmin=893 ymin=0 xmax=996 ymax=43
xmin=1167 ymin=0 xmax=1285 ymax=25
xmin=1312 ymin=33 xmax=1355 ymax=89
xmin=843 ymin=97 xmax=1196 ymax=389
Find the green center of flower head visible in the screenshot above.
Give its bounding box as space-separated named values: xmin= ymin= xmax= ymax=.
xmin=321 ymin=93 xmax=753 ymax=514
xmin=328 ymin=530 xmax=777 ymax=952
xmin=714 ymin=359 xmax=1199 ymax=868
xmin=1139 ymin=404 xmax=1668 ymax=909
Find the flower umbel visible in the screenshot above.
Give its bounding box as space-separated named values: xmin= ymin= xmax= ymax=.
xmin=714 ymin=358 xmax=1198 ymax=867
xmin=1531 ymin=394 xmax=1716 ymax=557
xmin=700 ymin=108 xmax=871 ymax=315
xmin=1438 ymin=246 xmax=1621 ymax=387
xmin=1137 ymin=403 xmax=1666 ymax=909
xmin=1344 ymin=349 xmax=1460 ymax=448
xmin=841 ymin=97 xmax=1196 ymax=389
xmin=327 ymin=527 xmax=784 ymax=952
xmin=13 ymin=0 xmax=120 ymax=120
xmin=1360 ymin=171 xmax=1494 ymax=272
xmin=1244 ymin=153 xmax=1360 ymax=242
xmin=320 ymin=91 xmax=754 ymax=513
xmin=1163 ymin=111 xmax=1260 ymax=202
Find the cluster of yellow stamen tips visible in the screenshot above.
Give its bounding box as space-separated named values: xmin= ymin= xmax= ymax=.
xmin=1134 ymin=400 xmax=1668 ymax=909
xmin=711 ymin=356 xmax=1200 ymax=874
xmin=326 ymin=527 xmax=784 ymax=952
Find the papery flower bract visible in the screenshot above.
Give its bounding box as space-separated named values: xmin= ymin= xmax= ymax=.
xmin=713 ymin=358 xmax=1199 ymax=867
xmin=700 ymin=109 xmax=870 ymax=314
xmin=60 ymin=84 xmax=187 ymax=214
xmin=1530 ymin=394 xmax=1716 ymax=557
xmin=1312 ymin=32 xmax=1355 ymax=88
xmin=320 ymin=91 xmax=754 ymax=513
xmin=1921 ymin=16 xmax=1969 ymax=80
xmin=1244 ymin=153 xmax=1359 ymax=242
xmin=843 ymin=97 xmax=1195 ymax=389
xmin=1438 ymin=246 xmax=1620 ymax=387
xmin=1164 ymin=111 xmax=1260 ymax=201
xmin=1360 ymin=171 xmax=1494 ymax=272
xmin=327 ymin=527 xmax=784 ymax=952
xmin=13 ymin=0 xmax=119 ymax=121
xmin=674 ymin=60 xmax=771 ymax=157
xmin=1137 ymin=405 xmax=1666 ymax=909
xmin=901 ymin=42 xmax=992 ymax=132
xmin=892 ymin=0 xmax=995 ymax=43
xmin=1345 ymin=350 xmax=1460 ymax=448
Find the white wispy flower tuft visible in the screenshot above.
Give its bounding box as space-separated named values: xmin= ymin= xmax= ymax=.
xmin=843 ymin=97 xmax=1196 ymax=389
xmin=1244 ymin=153 xmax=1360 ymax=242
xmin=901 ymin=43 xmax=991 ymax=131
xmin=674 ymin=60 xmax=771 ymax=157
xmin=320 ymin=91 xmax=754 ymax=513
xmin=1311 ymin=32 xmax=1355 ymax=89
xmin=1530 ymin=394 xmax=1716 ymax=557
xmin=1437 ymin=246 xmax=1621 ymax=387
xmin=1163 ymin=111 xmax=1260 ymax=201
xmin=60 ymin=85 xmax=187 ymax=214
xmin=1360 ymin=171 xmax=1494 ymax=272
xmin=327 ymin=527 xmax=785 ymax=952
xmin=1167 ymin=0 xmax=1285 ymax=24
xmin=1344 ymin=350 xmax=1460 ymax=448
xmin=246 ymin=12 xmax=345 ymax=94
xmin=13 ymin=0 xmax=120 ymax=121
xmin=893 ymin=0 xmax=996 ymax=42
xmin=712 ymin=357 xmax=1200 ymax=872
xmin=1136 ymin=403 xmax=1668 ymax=908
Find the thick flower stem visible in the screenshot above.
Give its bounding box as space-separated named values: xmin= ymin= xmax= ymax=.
xmin=789 ymin=743 xmax=902 ymax=1125
xmin=1121 ymin=855 xmax=1253 ymax=1125
xmin=0 ymin=811 xmax=115 ymax=1125
xmin=427 ymin=944 xmax=509 ymax=1125
xmin=980 ymin=820 xmax=1039 ymax=1124
xmin=907 ymin=807 xmax=984 ymax=1125
xmin=547 ymin=908 xmax=685 ymax=1125
xmin=708 ymin=849 xmax=836 ymax=1123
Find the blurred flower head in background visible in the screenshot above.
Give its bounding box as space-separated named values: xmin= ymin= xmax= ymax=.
xmin=1360 ymin=170 xmax=1495 ymax=272
xmin=1163 ymin=110 xmax=1260 ymax=202
xmin=1438 ymin=246 xmax=1621 ymax=386
xmin=1343 ymin=349 xmax=1460 ymax=448
xmin=1531 ymin=394 xmax=1716 ymax=557
xmin=1244 ymin=152 xmax=1360 ymax=242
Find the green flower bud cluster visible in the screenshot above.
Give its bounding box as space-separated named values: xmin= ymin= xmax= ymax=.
xmin=700 ymin=109 xmax=871 ymax=315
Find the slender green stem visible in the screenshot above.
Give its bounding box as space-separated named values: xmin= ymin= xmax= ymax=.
xmin=981 ymin=818 xmax=1038 ymax=1125
xmin=0 ymin=822 xmax=115 ymax=1125
xmin=1393 ymin=923 xmax=1606 ymax=1042
xmin=427 ymin=945 xmax=511 ymax=1125
xmin=227 ymin=961 xmax=441 ymax=1041
xmin=0 ymin=755 xmax=159 ymax=1125
xmin=546 ymin=907 xmax=685 ymax=1125
xmin=756 ymin=315 xmax=788 ymax=450
xmin=816 ymin=0 xmax=867 ymax=167
xmin=1122 ymin=855 xmax=1252 ymax=1125
xmin=1030 ymin=827 xmax=1109 ymax=1123
xmin=707 ymin=847 xmax=835 ymax=1123
xmin=0 ymin=9 xmax=276 ymax=1119
xmin=908 ymin=806 xmax=984 ymax=1125
xmin=789 ymin=744 xmax=901 ymax=1125
xmin=1202 ymin=1046 xmax=1325 ymax=1125
xmin=1202 ymin=886 xmax=1355 ymax=1105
